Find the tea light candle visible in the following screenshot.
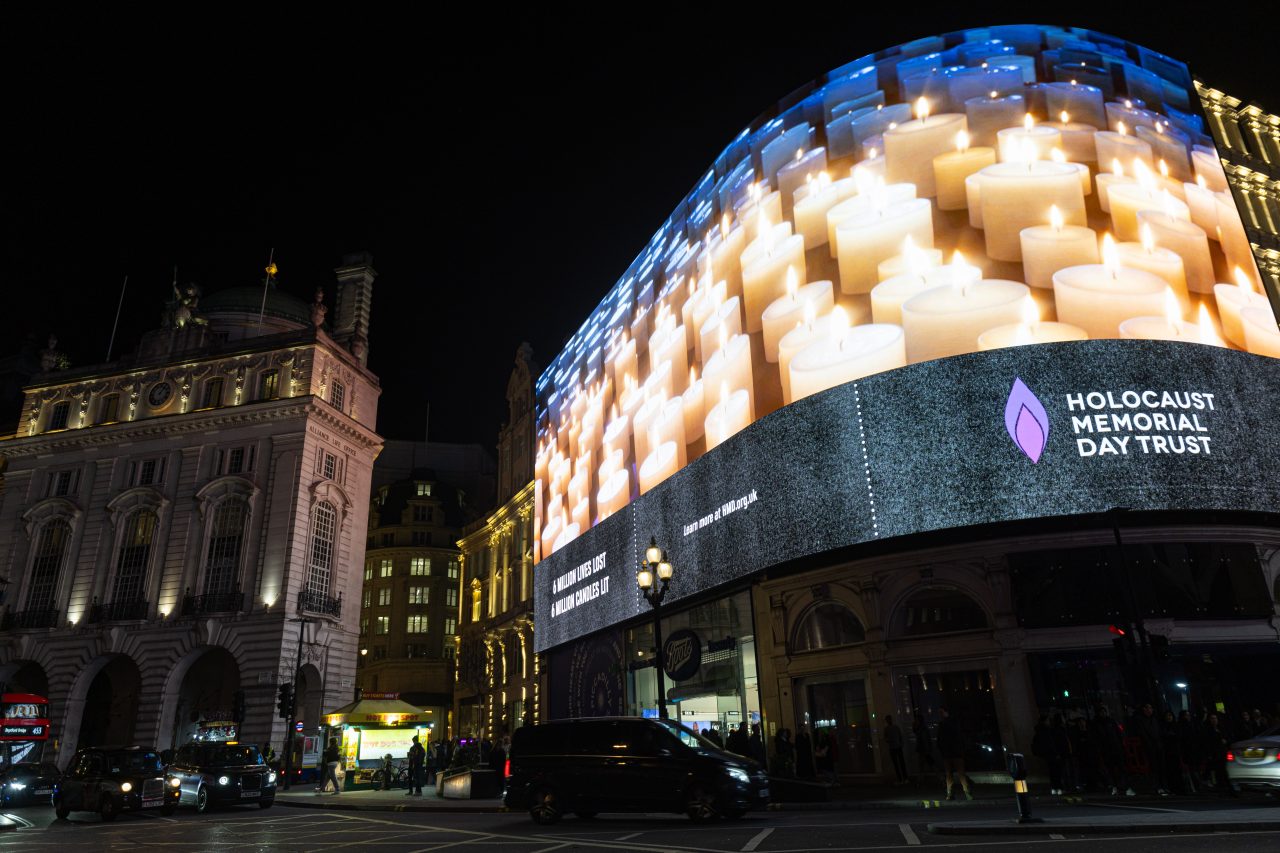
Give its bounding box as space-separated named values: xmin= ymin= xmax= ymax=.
xmin=1109 ymin=183 xmax=1189 ymax=243
xmin=977 ymin=295 xmax=1088 ymax=349
xmin=1043 ymin=82 xmax=1106 ymax=129
xmin=1094 ymin=127 xmax=1153 ymax=172
xmin=704 ymin=385 xmax=751 ymax=451
xmin=1049 ymin=148 xmax=1092 ymax=196
xmin=698 ymin=295 xmax=743 ymax=365
xmin=789 ymin=322 xmax=907 ymax=400
xmin=946 ymin=64 xmax=1023 ymax=109
xmin=1105 ymin=100 xmax=1159 ymax=133
xmin=1242 ymin=306 xmax=1280 ymax=357
xmin=964 ymin=92 xmax=1026 ymax=148
xmin=997 ymin=115 xmax=1062 ymax=162
xmin=707 ymin=221 xmax=747 ymax=303
xmin=648 ymin=321 xmax=689 ymax=395
xmin=1095 ymin=159 xmax=1136 ymax=213
xmin=596 ymin=467 xmax=631 ymax=522
xmin=737 ymin=186 xmax=783 ymax=244
xmin=1043 ymin=111 xmax=1097 ymax=163
xmin=571 ymin=496 xmax=590 ymax=534
xmin=1020 ymin=204 xmax=1100 ymax=289
xmin=1215 ymin=267 xmax=1274 ymax=347
xmin=550 ymin=520 xmax=581 ymax=554
xmin=1182 ymin=176 xmax=1219 ymax=236
xmin=779 ymin=309 xmax=834 ymax=404
xmin=761 ymin=276 xmax=835 ymax=361
xmin=540 ymin=512 xmax=565 ymax=557
xmin=1116 ymin=223 xmax=1190 ymax=305
xmin=777 ymin=147 xmax=828 ymax=217
xmin=1052 ymin=235 xmax=1169 ymax=337
xmin=1215 ymin=192 xmax=1257 ymax=276
xmin=702 ymin=332 xmax=754 ymax=414
xmin=978 ymin=161 xmax=1086 ymax=262
xmin=1192 ymin=148 xmax=1229 ymax=193
xmin=638 ymin=441 xmax=679 ymax=495
xmin=742 ymin=228 xmax=806 ymax=333
xmin=902 ymin=277 xmax=1028 ymax=362
xmin=825 ymin=178 xmax=916 ymax=254
xmin=933 ymin=130 xmax=997 ymax=210
xmin=1118 ymin=290 xmax=1205 ymax=342
xmin=793 ymin=172 xmax=841 ymax=248
xmin=965 ymin=171 xmax=985 ymax=228
xmin=632 ymin=394 xmax=666 ymax=465
xmin=602 ymin=411 xmax=633 ymax=465
xmin=1137 ymin=210 xmax=1216 ymax=295
xmin=877 ymin=243 xmax=945 ymax=281
xmin=655 ymin=396 xmax=688 ymax=466
xmin=872 ymin=250 xmax=981 ymax=325
xmin=1135 ymin=123 xmax=1191 ymax=181
xmin=883 ymin=98 xmax=967 ymax=197
xmin=835 ymin=197 xmax=934 ymax=294
xmin=610 ymin=337 xmax=638 ymax=392
xmin=682 ymin=368 xmax=705 ymax=441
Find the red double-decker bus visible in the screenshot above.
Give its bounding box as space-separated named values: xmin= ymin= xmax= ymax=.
xmin=1 ymin=693 xmax=51 ymax=767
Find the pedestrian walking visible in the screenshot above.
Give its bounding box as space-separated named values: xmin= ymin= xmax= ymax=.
xmin=883 ymin=715 xmax=910 ymax=785
xmin=937 ymin=707 xmax=972 ymax=801
xmin=318 ymin=740 xmax=341 ymax=795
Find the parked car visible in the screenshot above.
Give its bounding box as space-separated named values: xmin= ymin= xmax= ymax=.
xmin=0 ymin=761 xmax=61 ymax=806
xmin=504 ymin=717 xmax=770 ymax=824
xmin=54 ymin=747 xmax=179 ymax=820
xmin=167 ymin=742 xmax=276 ymax=812
xmin=1226 ymin=725 xmax=1280 ymax=793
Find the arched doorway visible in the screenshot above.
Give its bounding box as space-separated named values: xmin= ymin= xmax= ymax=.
xmin=78 ymin=656 xmax=142 ymax=750
xmin=295 ymin=664 xmax=323 ymax=739
xmin=168 ymin=647 xmax=241 ymax=750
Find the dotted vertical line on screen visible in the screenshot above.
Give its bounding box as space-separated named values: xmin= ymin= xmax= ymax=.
xmin=852 ymin=382 xmax=878 ymax=538
xmin=632 ymin=503 xmax=640 ymax=610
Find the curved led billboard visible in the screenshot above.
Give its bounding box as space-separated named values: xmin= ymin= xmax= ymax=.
xmin=532 ymin=24 xmax=1280 ymax=651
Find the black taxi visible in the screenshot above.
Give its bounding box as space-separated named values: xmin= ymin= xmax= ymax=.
xmin=167 ymin=742 xmax=276 ymax=812
xmin=54 ymin=747 xmax=179 ymax=820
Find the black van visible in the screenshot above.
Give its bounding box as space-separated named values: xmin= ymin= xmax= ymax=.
xmin=503 ymin=717 xmax=769 ymax=823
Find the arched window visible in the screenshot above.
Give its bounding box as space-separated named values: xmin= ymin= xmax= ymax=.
xmin=112 ymin=510 xmax=157 ymax=602
xmin=791 ymin=601 xmax=866 ymax=653
xmin=894 ymin=588 xmax=988 ymax=637
xmin=26 ymin=520 xmax=71 ymax=611
xmin=203 ymin=500 xmax=248 ymax=595
xmin=308 ymin=501 xmax=337 ymax=597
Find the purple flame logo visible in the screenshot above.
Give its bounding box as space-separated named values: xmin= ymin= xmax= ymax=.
xmin=1004 ymin=378 xmax=1049 ymax=464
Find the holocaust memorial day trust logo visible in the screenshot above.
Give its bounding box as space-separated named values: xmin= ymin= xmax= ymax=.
xmin=1004 ymin=378 xmax=1217 ymax=464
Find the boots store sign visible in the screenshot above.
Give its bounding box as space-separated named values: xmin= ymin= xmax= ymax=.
xmin=535 ymin=341 xmax=1280 ymax=652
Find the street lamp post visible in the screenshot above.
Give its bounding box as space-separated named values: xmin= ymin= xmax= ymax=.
xmin=637 ymin=537 xmax=674 ymax=720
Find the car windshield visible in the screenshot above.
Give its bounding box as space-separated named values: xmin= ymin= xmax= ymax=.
xmin=653 ymin=719 xmax=718 ymax=751
xmin=107 ymin=752 xmax=163 ymax=774
xmin=189 ymin=745 xmax=263 ymax=767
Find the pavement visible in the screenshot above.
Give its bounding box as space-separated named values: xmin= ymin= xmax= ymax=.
xmin=930 ymin=806 xmax=1280 ymax=835
xmin=275 ymin=785 xmax=505 ymax=813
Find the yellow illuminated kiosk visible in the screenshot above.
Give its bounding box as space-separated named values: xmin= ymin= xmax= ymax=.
xmin=321 ymin=692 xmax=435 ymax=789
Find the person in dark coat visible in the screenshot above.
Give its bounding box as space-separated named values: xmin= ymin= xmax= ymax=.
xmin=727 ymin=723 xmax=749 ymax=756
xmin=1128 ymin=703 xmax=1168 ymax=795
xmin=937 ymin=707 xmax=971 ymax=800
xmin=748 ymin=723 xmax=767 ymax=768
xmin=774 ymin=728 xmax=795 ymax=777
xmin=406 ymin=735 xmax=426 ymax=796
xmin=705 ymin=726 xmax=724 ymax=748
xmin=1200 ymin=713 xmax=1230 ymax=789
xmin=1089 ymin=705 xmax=1131 ymax=796
xmin=796 ymin=725 xmax=816 ymax=779
xmin=1176 ymin=711 xmax=1202 ymax=792
xmin=883 ymin=715 xmax=909 ymax=785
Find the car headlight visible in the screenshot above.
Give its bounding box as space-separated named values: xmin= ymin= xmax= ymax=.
xmin=268 ymin=772 xmax=277 ymax=784
xmin=169 ymin=777 xmax=182 ymax=788
xmin=120 ymin=782 xmax=133 ymax=793
xmin=726 ymin=767 xmax=750 ymax=783
xmin=218 ymin=776 xmax=231 ymax=786
xmin=8 ymin=782 xmax=25 ymax=790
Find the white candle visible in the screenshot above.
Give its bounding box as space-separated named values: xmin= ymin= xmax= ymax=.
xmin=1043 ymin=82 xmax=1107 ymax=129
xmin=741 ymin=229 xmax=806 ymax=333
xmin=1242 ymin=306 xmax=1280 ymax=357
xmin=793 ymin=172 xmax=841 ymax=248
xmin=1135 ymin=124 xmax=1191 ymax=181
xmin=632 ymin=394 xmax=665 ymax=466
xmin=1215 ymin=267 xmax=1274 ymax=347
xmin=1136 ymin=210 xmax=1216 ymax=296
xmin=648 ymin=320 xmax=689 ymax=395
xmin=571 ymin=496 xmax=590 ymax=534
xmin=1043 ymin=111 xmax=1097 ymax=163
xmin=835 ymin=197 xmax=934 ymax=293
xmin=736 ymin=186 xmax=783 ymax=244
xmin=1094 ymin=128 xmax=1153 ymax=173
xmin=1215 ymin=192 xmax=1257 ymax=276
xmin=638 ymin=441 xmax=679 ymax=495
xmin=698 ymin=295 xmax=743 ymax=365
xmin=872 ymin=249 xmax=981 ymax=325
xmin=1052 ymin=235 xmax=1170 ymax=337
xmin=978 ymin=161 xmax=1085 ymax=262
xmin=777 ymin=147 xmax=828 ymax=217
xmin=901 ymin=277 xmax=1028 ymax=363
xmin=655 ymin=396 xmax=688 ymax=466
xmin=883 ymin=98 xmax=967 ymax=197
xmin=1116 ymin=224 xmax=1189 ymax=306
xmin=1020 ymin=204 xmax=1099 ymax=290
xmin=1095 ymin=159 xmax=1135 ymax=214
xmin=878 ymin=234 xmax=945 ymax=280
xmin=704 ymin=386 xmax=751 ymax=451
xmin=997 ymin=116 xmax=1062 ymax=162
xmin=978 ymin=295 xmax=1087 ymax=349
xmin=789 ymin=322 xmax=907 ymax=400
xmin=682 ymin=369 xmax=705 ymax=441
xmin=1119 ymin=290 xmax=1210 ymax=343
xmin=946 ymin=65 xmax=1023 ymax=109
xmin=964 ymin=92 xmax=1026 ymax=148
xmin=779 ymin=309 xmax=833 ymax=404
xmin=1048 ymin=148 xmax=1092 ymax=196
xmin=596 ymin=467 xmax=631 ymax=522
xmin=702 ymin=332 xmax=753 ymax=414
xmin=1109 ymin=181 xmax=1189 ymax=243
xmin=825 ymin=178 xmax=916 ymax=255
xmin=1192 ymin=148 xmax=1229 ymax=193
xmin=761 ymin=276 xmax=835 ymax=362
xmin=933 ymin=130 xmax=997 ymax=211
xmin=550 ymin=521 xmax=581 ymax=554
xmin=1183 ymin=177 xmax=1219 ymax=236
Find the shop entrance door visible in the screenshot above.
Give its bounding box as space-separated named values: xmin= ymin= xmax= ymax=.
xmin=901 ymin=668 xmax=1004 ymax=772
xmin=794 ymin=671 xmax=875 ymax=776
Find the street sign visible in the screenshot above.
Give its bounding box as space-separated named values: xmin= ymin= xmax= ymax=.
xmin=295 ymin=720 xmax=304 ymax=733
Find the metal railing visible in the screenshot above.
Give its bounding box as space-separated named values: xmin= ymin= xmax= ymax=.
xmin=297 ymin=589 xmax=341 ymax=618
xmin=1 ymin=608 xmax=61 ymax=630
xmin=181 ymin=589 xmax=245 ymax=616
xmin=88 ymin=598 xmax=150 ymax=623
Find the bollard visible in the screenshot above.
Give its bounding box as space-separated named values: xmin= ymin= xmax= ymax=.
xmin=1006 ymin=753 xmax=1043 ymax=824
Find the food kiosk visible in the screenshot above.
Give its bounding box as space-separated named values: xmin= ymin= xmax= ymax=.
xmin=320 ymin=693 xmax=434 ymax=789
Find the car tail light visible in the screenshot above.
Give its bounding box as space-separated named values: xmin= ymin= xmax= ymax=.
xmin=1226 ymin=752 xmax=1234 ymax=762
xmin=503 ymin=759 xmax=511 ymax=778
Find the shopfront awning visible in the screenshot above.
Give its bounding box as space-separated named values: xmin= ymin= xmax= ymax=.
xmin=321 ymin=693 xmax=431 ymax=727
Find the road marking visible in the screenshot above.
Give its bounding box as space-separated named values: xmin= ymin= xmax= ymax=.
xmin=617 ymin=833 xmax=644 ymax=841
xmin=742 ymin=827 xmax=774 ymax=851
xmin=1087 ymin=801 xmax=1187 ymax=814
xmin=897 ymin=824 xmax=920 ymax=846
xmin=530 ymin=844 xmax=571 ymax=853
xmin=1050 ymin=834 xmax=1065 ymax=839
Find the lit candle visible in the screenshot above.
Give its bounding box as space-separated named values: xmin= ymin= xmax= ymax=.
xmin=1042 ymin=109 xmax=1097 ymax=162
xmin=777 ymin=148 xmax=828 ymax=217
xmin=835 ymin=197 xmax=934 ymax=293
xmin=779 ymin=304 xmax=831 ymax=404
xmin=702 ymin=332 xmax=754 ymax=415
xmin=1191 ymin=148 xmax=1229 ymax=193
xmin=825 ymin=177 xmax=916 ymax=255
xmin=571 ymin=496 xmax=590 ymax=535
xmin=1104 ymin=100 xmax=1159 ymax=134
xmin=933 ymin=130 xmax=997 ymax=211
xmin=793 ymin=171 xmax=842 ymax=248
xmin=1043 ymin=82 xmax=1107 ymax=129
xmin=872 ymin=248 xmax=981 ymax=325
xmin=704 ymin=384 xmax=751 ymax=450
xmin=1117 ymin=223 xmax=1189 ymax=304
xmin=654 ymin=396 xmax=688 ymax=466
xmin=901 ymin=259 xmax=1027 ymax=363
xmin=1215 ymin=266 xmax=1273 ymax=347
xmin=1093 ymin=125 xmax=1153 ymax=173
xmin=1020 ymin=204 xmax=1100 ymax=290
xmin=1109 ymin=165 xmax=1190 ymax=242
xmin=596 ymin=467 xmax=631 ymax=522
xmin=1118 ymin=288 xmax=1205 ymax=342
xmin=648 ymin=320 xmax=689 ymax=395
xmin=977 ymin=161 xmax=1086 ymax=262
xmin=1183 ymin=175 xmax=1219 ymax=236
xmin=761 ymin=273 xmax=835 ymax=361
xmin=1241 ymin=306 xmax=1280 ymax=357
xmin=1215 ymin=192 xmax=1257 ymax=276
xmin=977 ymin=295 xmax=1088 ymax=349
xmin=883 ymin=97 xmax=967 ymax=197
xmin=632 ymin=393 xmax=666 ymax=466
xmin=736 ymin=185 xmax=783 ymax=244
xmin=638 ymin=440 xmax=679 ymax=495
xmin=682 ymin=368 xmax=705 ymax=442
xmin=946 ymin=65 xmax=1023 ymax=109
xmin=741 ymin=226 xmax=806 ymax=333
xmin=706 ymin=220 xmax=747 ymax=304
xmin=1136 ymin=210 xmax=1216 ymax=296
xmin=789 ymin=319 xmax=907 ymax=400
xmin=1052 ymin=234 xmax=1170 ymax=337
xmin=698 ymin=296 xmax=742 ymax=366
xmin=550 ymin=520 xmax=581 ymax=554
xmin=609 ymin=336 xmax=638 ymax=395
xmin=1135 ymin=123 xmax=1191 ymax=182
xmin=964 ymin=92 xmax=1026 ymax=148
xmin=997 ymin=114 xmax=1062 ymax=162
xmin=1049 ymin=147 xmax=1092 ymax=196
xmin=1095 ymin=158 xmax=1135 ymax=214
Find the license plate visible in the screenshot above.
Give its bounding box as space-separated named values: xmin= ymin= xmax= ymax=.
xmin=241 ymin=791 xmax=261 ymax=798
xmin=758 ymin=788 xmax=770 ymax=798
xmin=1244 ymin=749 xmax=1266 ymax=758
xmin=142 ymin=799 xmax=164 ymax=808
xmin=33 ymin=788 xmax=51 ymax=796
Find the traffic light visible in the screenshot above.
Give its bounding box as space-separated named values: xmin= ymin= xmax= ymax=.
xmin=1149 ymin=633 xmax=1170 ymax=661
xmin=277 ymin=682 xmax=294 ymax=720
xmin=233 ymin=689 xmax=247 ymax=724
xmin=1110 ymin=625 xmax=1134 ymax=666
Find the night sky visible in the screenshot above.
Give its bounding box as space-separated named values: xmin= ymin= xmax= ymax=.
xmin=3 ymin=10 xmax=1276 ymax=450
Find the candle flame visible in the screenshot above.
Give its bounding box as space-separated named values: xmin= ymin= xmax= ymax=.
xmin=1234 ymin=266 xmax=1255 ymax=293
xmin=1111 ymin=158 xmax=1124 ymax=177
xmin=1021 ymin=295 xmax=1040 ymax=327
xmin=689 ymin=366 xmax=698 ymax=385
xmin=830 ymin=304 xmax=850 ymax=335
xmin=1059 ymin=110 xmax=1070 ymax=124
xmin=1158 ymin=158 xmax=1170 ymax=179
xmin=1050 ymin=147 xmax=1067 ymax=163
xmin=1165 ymin=288 xmax=1183 ymax=332
xmin=1070 ymin=78 xmax=1078 ymax=86
xmin=981 ymin=61 xmax=989 ymax=69
xmin=868 ymin=146 xmax=878 ymax=159
xmin=888 ymin=122 xmax=898 ymax=131
xmin=915 ymin=97 xmax=930 ymax=122
xmin=1102 ymin=233 xmax=1120 ymax=278
xmin=1049 ymin=204 xmax=1064 ymax=231
xmin=902 ymin=234 xmax=929 ymax=279
xmin=1124 ymin=99 xmax=1133 ymax=109
xmin=1023 ymin=113 xmax=1035 ymax=130
xmin=853 ymin=164 xmax=873 ymax=196
xmin=795 ymin=148 xmax=804 ymax=161
xmin=1155 ymin=121 xmax=1164 ymax=134
xmin=1118 ymin=120 xmax=1127 ymax=136
xmin=1197 ymin=304 xmax=1224 ymax=346
xmin=786 ymin=265 xmax=798 ymax=300
xmin=1196 ymin=174 xmax=1207 ymax=190
xmin=720 ymin=212 xmax=730 ymax=238
xmin=989 ymin=90 xmax=999 ymax=99
xmin=955 ymin=130 xmax=970 ymax=153
xmin=1141 ymin=223 xmax=1157 ymax=255
xmin=750 ymin=182 xmax=761 ymax=202
xmin=1133 ymin=159 xmax=1155 ymax=192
